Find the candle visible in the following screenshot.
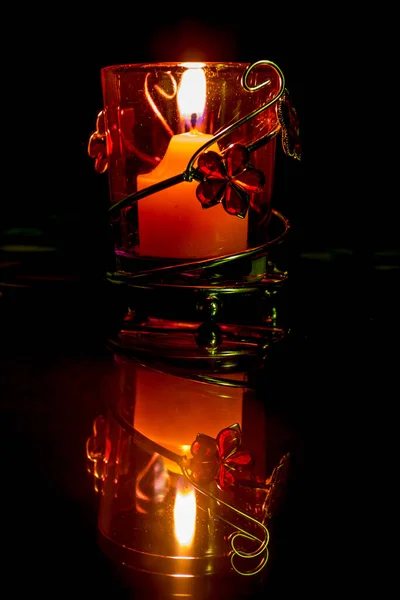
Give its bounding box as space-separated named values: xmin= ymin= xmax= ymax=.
xmin=137 ymin=64 xmax=248 ymax=259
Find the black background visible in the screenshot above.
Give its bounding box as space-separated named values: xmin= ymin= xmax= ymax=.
xmin=4 ymin=10 xmax=310 ymax=245
xmin=1 ymin=9 xmax=397 ymax=599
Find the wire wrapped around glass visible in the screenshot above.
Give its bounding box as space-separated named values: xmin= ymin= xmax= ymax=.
xmin=88 ymin=60 xmax=301 ymax=363
xmin=87 ymin=59 xmax=301 ymax=591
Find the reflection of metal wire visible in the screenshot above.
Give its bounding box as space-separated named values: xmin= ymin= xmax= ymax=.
xmin=109 ymin=60 xmax=286 ymax=215
xmin=109 ymin=331 xmax=285 ymax=389
xmin=144 ymin=71 xmax=177 ymax=137
xmin=107 ymin=397 xmax=270 ymax=577
xmin=180 ymin=463 xmax=270 ymax=576
xmin=110 ymin=347 xmax=272 ymax=389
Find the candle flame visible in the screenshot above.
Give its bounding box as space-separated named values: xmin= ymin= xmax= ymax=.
xmin=177 ymin=65 xmax=207 ymax=124
xmin=174 ymin=479 xmax=196 ymax=547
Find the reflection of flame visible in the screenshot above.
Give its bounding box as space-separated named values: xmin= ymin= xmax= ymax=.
xmin=174 ymin=478 xmax=196 ymax=547
xmin=177 ymin=65 xmax=206 ymax=122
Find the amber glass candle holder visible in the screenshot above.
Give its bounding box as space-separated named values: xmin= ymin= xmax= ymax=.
xmin=90 ymin=61 xmax=287 ymax=259
xmin=88 ymin=59 xmax=300 ymax=354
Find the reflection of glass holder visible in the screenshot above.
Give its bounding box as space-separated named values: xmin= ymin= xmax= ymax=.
xmin=87 ymin=59 xmax=301 ymax=592
xmin=86 ymin=355 xmax=292 ymax=594
xmin=88 ymin=406 xmax=290 ymax=577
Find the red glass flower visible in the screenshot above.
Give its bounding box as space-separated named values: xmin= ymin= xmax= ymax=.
xmin=278 ymin=91 xmax=302 ymax=161
xmin=88 ymin=110 xmax=108 ymax=173
xmin=190 ymin=423 xmax=254 ymax=490
xmin=195 ymin=144 xmax=265 ymax=218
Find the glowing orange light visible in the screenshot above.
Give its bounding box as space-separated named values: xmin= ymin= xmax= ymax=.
xmin=174 ymin=480 xmax=196 ymax=547
xmin=177 ymin=65 xmax=207 ymax=123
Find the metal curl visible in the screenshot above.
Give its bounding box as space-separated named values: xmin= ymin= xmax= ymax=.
xmin=184 ymin=60 xmax=285 ymax=179
xmin=230 ymin=530 xmax=269 ymax=576
xmin=180 ymin=463 xmax=270 ymax=577
xmin=242 ymin=59 xmax=284 ymax=92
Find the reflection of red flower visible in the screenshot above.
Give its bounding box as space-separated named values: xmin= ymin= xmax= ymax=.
xmin=196 ymin=144 xmax=265 ymax=218
xmin=86 ymin=415 xmax=111 ymax=462
xmin=190 ymin=423 xmax=254 ymax=490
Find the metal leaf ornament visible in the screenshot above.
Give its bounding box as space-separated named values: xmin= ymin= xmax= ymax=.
xmin=278 ymin=90 xmax=302 ymax=161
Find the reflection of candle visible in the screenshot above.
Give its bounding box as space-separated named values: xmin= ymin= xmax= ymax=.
xmin=133 ymin=363 xmax=244 ymax=474
xmin=137 ymin=64 xmax=248 ymax=259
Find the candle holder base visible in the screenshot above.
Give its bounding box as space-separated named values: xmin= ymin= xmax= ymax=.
xmin=106 ymin=209 xmax=290 ymax=371
xmin=109 ymin=317 xmax=286 ymax=375
xmin=101 ymin=530 xmax=266 ymax=600
xmin=111 ymin=208 xmax=289 ymax=287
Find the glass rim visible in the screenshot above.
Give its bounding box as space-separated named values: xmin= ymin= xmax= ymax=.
xmin=101 ymin=61 xmax=256 ymax=74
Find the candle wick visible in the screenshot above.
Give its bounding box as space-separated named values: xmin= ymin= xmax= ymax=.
xmin=190 ymin=113 xmax=197 ymax=130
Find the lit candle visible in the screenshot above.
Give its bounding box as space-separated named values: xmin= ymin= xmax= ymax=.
xmin=137 ymin=63 xmax=248 ymax=259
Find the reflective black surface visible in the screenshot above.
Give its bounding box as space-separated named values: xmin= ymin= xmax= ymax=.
xmin=2 ymin=236 xmax=398 ymax=597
